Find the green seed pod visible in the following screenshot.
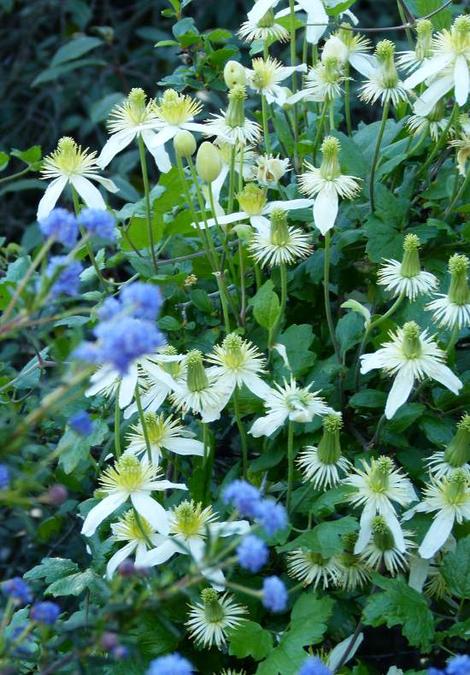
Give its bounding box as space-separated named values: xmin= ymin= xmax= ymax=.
xmin=173 ymin=130 xmax=196 ymax=158
xmin=223 ymin=60 xmax=246 ymax=88
xmin=196 ymin=142 xmax=222 ymax=183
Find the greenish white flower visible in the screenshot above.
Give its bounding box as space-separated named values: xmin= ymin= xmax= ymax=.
xmin=359 ymin=40 xmax=408 ymax=106
xmin=105 ymin=509 xmax=161 ymax=578
xmin=204 ymin=85 xmax=261 ymax=146
xmin=297 ymin=413 xmax=350 ymax=490
xmin=206 ymin=333 xmax=270 ymax=398
xmin=377 ymin=234 xmax=438 ymax=300
xmin=335 ymin=533 xmax=372 ymax=590
xmin=186 ymin=589 xmax=247 ymax=648
xmin=238 ymin=6 xmax=289 ymax=44
xmin=288 ymin=57 xmax=345 ymax=105
xmin=126 ymin=413 xmax=204 ymax=465
xmin=246 ymin=56 xmax=306 ymax=106
xmin=287 ymin=550 xmax=341 ymax=588
xmin=359 ymin=515 xmax=414 ymax=575
xmin=426 ymin=413 xmax=470 ymax=479
xmin=397 ymin=18 xmax=434 ymax=72
xmin=426 ymin=254 xmax=470 ymax=329
xmin=248 ymin=207 xmax=312 ymax=268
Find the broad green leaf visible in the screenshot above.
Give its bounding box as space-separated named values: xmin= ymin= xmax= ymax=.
xmin=278 ymin=324 xmax=316 ymax=376
xmin=46 ymin=569 xmax=100 ymax=597
xmin=441 ymin=536 xmax=470 ymax=599
xmin=32 ymin=58 xmax=106 ymax=86
xmin=51 ymin=36 xmax=103 ymax=66
xmin=335 ymin=312 xmax=364 ymax=356
xmin=349 ymin=389 xmax=387 ymax=409
xmin=229 ymin=621 xmax=273 ymax=661
xmin=0 ymin=151 xmax=9 ymax=171
xmin=250 ymin=280 xmax=280 ymax=331
xmin=11 ymin=145 xmax=42 ymax=167
xmin=278 ymin=516 xmax=357 ymax=556
xmin=24 ymin=557 xmax=79 ymax=584
xmin=364 ymin=215 xmax=404 ymax=263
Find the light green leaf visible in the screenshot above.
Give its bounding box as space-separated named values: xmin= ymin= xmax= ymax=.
xmin=24 ymin=557 xmax=79 ymax=584
xmin=46 ymin=569 xmax=99 ymax=597
xmin=250 ymin=280 xmax=280 ymax=331
xmin=51 ymin=36 xmax=103 ymax=67
xmin=441 ymin=536 xmax=470 ymax=599
xmin=229 ymin=621 xmax=273 ymax=661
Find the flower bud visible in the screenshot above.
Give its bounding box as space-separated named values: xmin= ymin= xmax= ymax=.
xmin=173 ymin=130 xmax=196 ymax=158
xmin=226 ymin=85 xmax=247 ymax=128
xmin=186 ymin=350 xmax=209 ymax=392
xmin=400 ymin=234 xmax=421 ymax=278
xmin=448 ymin=254 xmax=470 ymax=306
xmin=46 ymin=484 xmax=68 ymax=506
xmin=444 ymin=414 xmax=470 ymax=468
xmin=322 ymin=35 xmax=348 ymax=64
xmin=224 ymin=60 xmax=246 ymax=88
xmin=317 ymin=413 xmax=343 ymax=465
xmin=415 ymin=19 xmax=433 ymax=61
xmin=196 ymin=142 xmax=222 ymax=183
xmin=233 ymin=223 xmax=253 ymax=242
xmin=270 ymin=208 xmax=289 ymax=246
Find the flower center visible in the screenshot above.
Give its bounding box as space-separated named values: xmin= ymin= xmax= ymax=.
xmin=143 ymin=413 xmax=167 ymax=444
xmin=186 ymin=350 xmax=209 ymax=392
xmin=400 ymin=234 xmax=422 ymax=278
xmin=402 ymin=322 xmax=422 ymax=359
xmin=172 ymin=501 xmax=210 ymax=537
xmin=371 ymin=516 xmax=395 ymax=551
xmin=237 ymin=183 xmax=267 ymax=215
xmin=443 ymin=470 xmax=468 ymax=506
xmin=319 ymin=136 xmax=341 ymax=180
xmin=415 ymin=19 xmax=433 ymax=60
xmin=317 ymin=413 xmax=343 ymax=465
xmin=258 ymin=9 xmax=275 ymax=28
xmin=156 ymin=89 xmax=202 ymax=126
xmin=47 ymin=137 xmax=90 ymax=175
xmin=226 ymin=85 xmax=247 ymax=128
xmin=376 ymin=39 xmax=399 ymax=89
xmin=101 ymin=455 xmax=148 ymax=492
xmin=251 ymin=57 xmax=279 ymax=90
xmin=369 ymin=457 xmax=393 ymax=493
xmin=201 ymin=588 xmax=225 ymax=622
xmin=448 ymin=254 xmax=470 ymax=305
xmin=221 ymin=333 xmax=245 ymax=370
xmin=114 ymin=509 xmax=154 ymax=542
xmin=451 ymin=16 xmax=470 ymax=54
xmin=270 ymin=208 xmax=290 ymax=247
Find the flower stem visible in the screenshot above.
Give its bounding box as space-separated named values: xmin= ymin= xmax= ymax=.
xmin=417 ymin=103 xmax=458 ymax=180
xmin=133 ymin=507 xmax=154 ymax=547
xmin=369 ymin=99 xmax=390 ymax=212
xmin=137 ymin=136 xmax=158 ymax=274
xmin=261 ymin=95 xmax=271 ymax=154
xmin=444 ymin=170 xmax=470 ymax=220
xmin=446 ymin=322 xmax=460 ymax=356
xmin=289 ymin=0 xmax=299 ymax=169
xmin=271 ymin=262 xmax=288 ymax=347
xmin=312 ymin=100 xmax=329 ymax=162
xmin=286 ymin=420 xmax=295 ymax=512
xmin=233 ymin=388 xmax=249 ymax=478
xmin=228 ymin=145 xmax=237 ymax=214
xmin=114 ymin=387 xmax=122 ymax=458
xmin=135 ymin=383 xmax=153 ymax=463
xmin=329 ymin=99 xmax=335 ymax=132
xmin=323 ymin=231 xmax=340 ymax=361
xmin=344 ymin=64 xmax=352 ymax=136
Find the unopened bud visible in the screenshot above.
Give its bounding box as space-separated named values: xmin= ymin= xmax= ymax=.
xmin=224 ymin=60 xmax=246 ymax=88
xmin=173 ymin=130 xmax=196 ymax=158
xmin=46 ymin=484 xmax=68 ymax=506
xmin=196 ymin=142 xmax=222 ymax=183
xmin=118 ymin=559 xmax=136 ymax=577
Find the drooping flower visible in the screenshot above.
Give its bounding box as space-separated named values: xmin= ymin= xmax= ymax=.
xmin=298 ymin=136 xmax=361 ymax=235
xmin=404 ymin=15 xmax=470 ymax=115
xmin=105 ymin=509 xmax=163 ymax=578
xmin=343 ymin=456 xmax=416 ymax=554
xmin=407 ymin=100 xmax=449 ymax=141
xmin=81 ymin=454 xmax=186 ymax=537
xmin=246 ymin=56 xmax=306 ymax=106
xmin=126 ymin=413 xmax=204 ymax=465
xmin=360 ymin=321 xmax=463 ymax=419
xmin=297 ymin=413 xmax=350 ymax=490
xmin=426 ymin=254 xmax=470 ymax=329
xmin=204 ymin=85 xmax=262 ymax=146
xmin=334 ymin=533 xmax=372 ymax=590
xmin=206 ymin=332 xmax=270 ymax=398
xmin=276 ymin=0 xmax=330 ymax=45
xmin=359 ymin=40 xmax=408 ymax=106
xmin=377 ymin=234 xmax=438 ymax=300
xmin=449 ymin=115 xmax=470 ymax=176
xmin=252 ymin=154 xmax=290 ymax=185
xmin=405 ymin=470 xmax=470 ymax=559
xmin=249 ymin=377 xmax=333 ymax=437
xmin=287 ymin=550 xmax=341 ymax=589
xmin=248 ymin=207 xmax=313 ymax=268
xmin=37 ymin=137 xmax=118 ymax=221
xmin=186 ymin=589 xmax=247 ymax=648
xmin=238 ymin=5 xmax=289 ymax=44
xmin=427 ymin=413 xmax=470 ymax=479
xmin=397 ymin=18 xmax=434 ymax=72
xmin=360 ymin=515 xmax=414 ymax=575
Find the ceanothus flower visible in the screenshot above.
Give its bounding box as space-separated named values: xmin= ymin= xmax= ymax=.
xmin=38 ymin=208 xmax=78 ymax=248
xmin=262 ymin=576 xmax=287 ymax=612
xmin=45 ymin=256 xmax=83 ymax=298
xmin=147 ymin=653 xmax=194 ymax=675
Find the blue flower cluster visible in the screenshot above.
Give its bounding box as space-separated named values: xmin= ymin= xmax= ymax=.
xmin=2 ymin=577 xmax=33 ymax=605
xmin=74 ymin=282 xmax=165 ymax=374
xmin=262 ymin=576 xmax=288 ymax=613
xmin=147 ymin=652 xmax=193 ymax=675
xmin=236 ymin=535 xmax=269 ymax=573
xmin=30 ymin=601 xmax=60 ymax=625
xmin=39 ymin=207 xmax=116 ymax=248
xmin=298 ymin=656 xmax=332 ymax=675
xmin=222 ymin=479 xmax=288 ymax=536
xmin=0 ymin=464 xmax=10 ymax=489
xmin=69 ymin=410 xmax=93 ymax=436
xmin=46 ymin=256 xmax=83 ymax=297
xmin=430 ymin=655 xmax=470 ymax=675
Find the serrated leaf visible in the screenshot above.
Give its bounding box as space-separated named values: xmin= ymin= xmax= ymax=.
xmin=46 ymin=569 xmax=98 ymax=597
xmin=250 ymin=280 xmax=280 ymax=331
xmin=229 ymin=620 xmax=273 ymax=661
xmin=24 ymin=557 xmax=79 ymax=584
xmin=278 ymin=516 xmax=357 ymax=556
xmin=441 ymin=536 xmax=470 ymax=599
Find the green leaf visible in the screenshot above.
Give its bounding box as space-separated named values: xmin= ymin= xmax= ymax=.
xmin=46 ymin=569 xmax=100 ymax=597
xmin=11 ymin=145 xmax=42 ymax=167
xmin=229 ymin=621 xmax=273 ymax=661
xmin=58 ymin=419 xmax=108 ymax=474
xmin=51 ymin=36 xmax=103 ymax=67
xmin=278 ymin=324 xmax=316 ymax=376
xmin=250 ymin=280 xmax=280 ymax=331
xmin=190 ymin=289 xmax=213 ymax=313
xmin=278 ymin=516 xmax=357 ymax=556
xmin=441 ymin=536 xmax=470 ymax=599
xmin=364 ymin=215 xmax=404 ymax=263
xmin=90 ymin=93 xmax=124 ymax=123
xmin=388 ymin=403 xmax=426 ymax=432
xmin=349 ymin=389 xmax=387 ymax=409
xmin=24 ymin=557 xmax=79 ymax=584
xmin=32 ymin=58 xmax=106 ymax=86
xmin=0 ymin=151 xmax=9 ymax=171
xmin=363 ymin=576 xmax=434 ymax=650
xmin=335 ymin=312 xmax=364 ymax=356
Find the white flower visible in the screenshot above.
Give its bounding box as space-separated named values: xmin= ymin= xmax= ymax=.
xmin=80 ymin=454 xmax=186 ymax=537
xmin=377 ymin=234 xmax=438 ymax=301
xmin=427 ymin=413 xmax=470 ymax=479
xmin=397 ymin=18 xmax=434 ymax=72
xmin=407 ymin=103 xmax=449 ymax=141
xmin=105 ymin=509 xmax=162 ymax=578
xmin=276 ymin=0 xmax=330 ymax=45
xmin=297 ymin=413 xmax=350 ymax=490
xmin=141 ymin=500 xmax=249 ymax=590
xmin=246 ymin=0 xmax=283 ymax=26
xmin=334 ymin=534 xmax=372 ymax=590
xmin=426 ymin=254 xmax=470 ymax=330
xmin=298 ymin=136 xmax=361 ymax=235
xmin=251 ymin=154 xmax=290 ymax=184
xmin=359 ymin=515 xmax=414 ymax=575
xmin=170 ymin=350 xmax=232 ymax=422
xmin=210 ymin=141 xmax=256 ymax=206
xmin=359 ymin=40 xmax=408 ymax=106
xmin=97 ymin=88 xmax=165 ymax=170
xmin=287 ymin=550 xmax=342 ymax=588
xmin=204 ymin=84 xmax=261 ymax=146
xmin=37 ymin=137 xmax=118 ymax=221
xmin=406 ymin=470 xmax=470 ymax=559
xmin=248 ymin=207 xmax=312 ymax=268
xmin=194 ymin=182 xmax=312 ymax=231
xmin=322 ymin=28 xmax=373 ymax=76
xmin=239 ymin=8 xmax=289 ymax=44
xmin=343 ymin=456 xmax=416 ymax=554
xmin=288 ymin=58 xmax=346 ymax=105
xmin=249 ymin=377 xmax=333 ymax=438
xmin=246 ymin=56 xmax=306 ymax=106
xmin=126 ymin=413 xmax=204 ymax=465
xmin=186 ymin=588 xmax=247 ymax=649
xmin=206 ymin=333 xmax=270 ymax=398
xmin=360 ymin=321 xmax=463 ymax=420
xmin=404 ymin=16 xmax=470 ymax=115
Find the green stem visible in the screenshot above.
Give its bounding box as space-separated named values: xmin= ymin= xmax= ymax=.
xmin=0 ymin=166 xmax=31 ymax=185
xmin=344 ymin=64 xmax=352 ymax=136
xmin=208 ymin=182 xmax=237 ymax=285
xmin=446 ymin=322 xmax=460 ymax=356
xmin=418 ymin=103 xmax=458 ymax=180
xmin=261 ymin=95 xmax=271 ymax=154
xmin=71 ymin=188 xmax=109 ymax=292
xmin=114 ymin=387 xmax=122 ymax=458
xmin=271 ymin=263 xmax=287 ymax=347
xmin=286 ymin=420 xmax=295 ymax=512
xmin=313 ymin=100 xmax=329 ymax=162
xmin=133 ymin=507 xmax=154 ymax=547
xmin=444 ymin=170 xmax=470 ymax=220
xmin=369 ymin=99 xmax=390 ymax=212
xmin=135 ymin=384 xmax=152 ymax=463
xmin=329 ymin=99 xmax=335 ymax=132
xmin=228 ymin=146 xmax=237 ymax=214
xmin=289 ymin=0 xmax=299 ymax=168
xmin=233 ymin=389 xmax=249 ymax=478
xmin=238 ymin=239 xmax=247 ymax=324
xmin=137 ymin=136 xmax=158 ymax=273
xmin=323 ymin=231 xmax=340 ymax=361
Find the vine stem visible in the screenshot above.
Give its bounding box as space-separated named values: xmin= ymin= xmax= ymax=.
xmin=344 ymin=64 xmax=352 ymax=136
xmin=323 ymin=231 xmax=340 ymax=362
xmin=261 ymin=95 xmax=271 ymax=154
xmin=137 ymin=136 xmax=158 ymax=273
xmin=270 ymin=262 xmax=287 ymax=347
xmin=286 ymin=420 xmax=295 ymax=512
xmin=134 ymin=383 xmax=153 ymax=463
xmin=444 ymin=170 xmax=470 ymax=220
xmin=446 ymin=323 xmax=460 ymax=356
xmin=114 ymin=386 xmax=122 ymax=458
xmin=233 ymin=389 xmax=249 ymax=478
xmin=369 ymin=99 xmax=390 ymax=212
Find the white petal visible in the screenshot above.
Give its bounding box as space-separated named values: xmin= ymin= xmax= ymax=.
xmin=188 ymin=537 xmax=205 ymax=561
xmin=249 ymin=411 xmax=286 ymax=437
xmin=150 ymin=479 xmax=187 ymax=491
xmin=385 ymin=369 xmax=414 ymax=419
xmin=381 ymin=505 xmax=405 ymax=551
xmin=183 ymin=122 xmax=207 ymax=133
xmin=266 ymin=198 xmax=313 ymax=212
xmin=130 ymin=492 xmax=170 ymax=534
xmin=201 ymin=566 xmax=226 ymax=591
xmin=313 ymin=184 xmax=338 ymax=235
xmin=37 ymin=176 xmax=68 ymax=221
xmin=81 ymin=493 xmax=127 ymax=537
xmin=250 ymin=215 xmax=271 ymax=231
xmin=69 ymin=175 xmax=107 ymax=211
xmin=360 ymin=351 xmax=384 ymax=375
xmin=328 ymin=633 xmax=364 ymax=671
xmin=242 ymin=373 xmax=272 ymax=398
xmin=299 ymin=0 xmax=329 ymax=44
xmin=146 ymin=125 xmax=177 ymax=148
xmin=118 ymin=365 xmax=138 ymax=408
xmin=424 ymin=361 xmax=462 ymax=395
xmin=140 ymin=539 xmax=181 ymax=566
xmin=164 ymin=437 xmax=204 ymax=457
xmin=454 ymin=55 xmax=469 ymax=106
xmin=93 ymin=175 xmax=119 ymax=193
xmin=408 ymin=557 xmax=430 ymax=592
xmin=350 ymin=53 xmax=377 ymax=78
xmin=418 ymin=509 xmax=455 ymax=559
xmin=135 ymin=542 xmax=150 ymax=567
xmin=97 ymin=130 xmax=136 ymax=168
xmin=106 ymin=541 xmax=137 ymax=579
xmin=210 ymin=519 xmax=250 ymax=538
xmin=211 ymin=165 xmax=229 ymax=204
xmin=404 ymin=54 xmax=453 ymax=90
xmin=196 ymin=212 xmax=248 ymax=230
xmin=413 ymin=76 xmax=454 ymax=117
xmin=141 ymin=129 xmax=172 ymax=172
xmin=355 ymin=502 xmax=375 ymax=553
xmin=247 ymin=0 xmax=277 ymax=24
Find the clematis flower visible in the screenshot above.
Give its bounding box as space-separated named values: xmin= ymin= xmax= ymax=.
xmin=245 ymin=56 xmax=307 ymax=106
xmin=248 ymin=207 xmax=312 ymax=268
xmin=125 ymin=413 xmax=204 ymax=465
xmin=37 ymin=137 xmax=118 ymax=221
xmin=239 ymin=5 xmax=289 ymax=43
xmin=287 ymin=549 xmax=341 ymax=589
xmin=359 ymin=40 xmax=408 ymax=106
xmin=397 ymin=18 xmax=434 ymax=72
xmin=321 ymin=26 xmax=373 ymax=76
xmin=427 ymin=414 xmax=470 ymax=479
xmin=377 ymin=233 xmax=438 ymax=301
xmin=360 ymin=321 xmax=463 ymax=419
xmin=298 ymin=136 xmax=361 ymax=235
xmin=426 ymin=254 xmax=470 ymax=330
xmin=359 ymin=515 xmax=414 ymax=575
xmin=105 ymin=509 xmax=162 ymax=578
xmin=204 ymin=85 xmax=261 ymax=146
xmin=288 ymin=57 xmax=346 ymax=105
xmin=297 ymin=413 xmax=350 ymax=490
xmin=186 ymin=589 xmax=246 ymax=649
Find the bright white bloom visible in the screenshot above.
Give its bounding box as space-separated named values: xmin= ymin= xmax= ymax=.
xmin=204 ymin=85 xmax=261 ymax=146
xmin=426 ymin=254 xmax=470 ymax=329
xmin=141 ymin=500 xmax=249 ymax=590
xmin=360 ymin=515 xmax=414 ymax=575
xmin=287 ymin=549 xmax=341 ymax=588
xmin=344 ymin=456 xmax=416 ymax=554
xmin=249 ymin=377 xmax=333 ymax=438
xmin=97 ymin=88 xmax=165 ymax=170
xmin=206 ymin=332 xmax=270 ymax=398
xmin=251 ymin=154 xmax=290 ymax=184
xmin=81 ymin=454 xmax=186 ymax=537
xmin=298 ymin=136 xmax=361 ymax=235
xmin=427 ymin=414 xmax=470 ymax=479
xmin=288 ymin=58 xmax=345 ymax=105
xmin=246 ymin=0 xmax=283 ymax=26
xmin=404 ymin=16 xmax=470 ymax=115
xmin=246 ymin=56 xmax=306 ymax=106
xmin=170 ymin=350 xmax=232 ymax=422
xmin=360 ymin=321 xmax=463 ymax=419
xmin=377 ymin=234 xmax=438 ymax=301
xmin=248 ymin=207 xmax=312 ymax=268
xmin=239 ymin=7 xmax=289 ymax=43
xmin=322 ymin=28 xmax=373 ymax=76
xmin=105 ymin=509 xmax=162 ymax=578
xmin=449 ymin=128 xmax=470 ymax=177
xmin=360 ymin=40 xmax=408 ymax=106
xmin=397 ymin=18 xmax=434 ymax=72
xmin=38 ymin=137 xmax=118 ymax=221
xmin=186 ymin=588 xmax=247 ymax=649
xmin=297 ymin=413 xmax=350 ymax=490
xmin=276 ymin=0 xmax=330 ymax=45
xmin=126 ymin=413 xmax=204 ymax=465
xmin=195 ymin=182 xmax=312 ymax=231
xmin=407 ymin=102 xmax=449 ymax=141
xmin=406 ymin=470 xmax=470 ymax=559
